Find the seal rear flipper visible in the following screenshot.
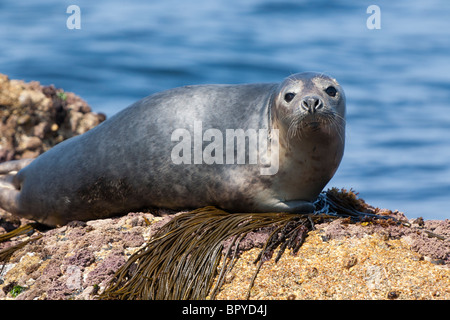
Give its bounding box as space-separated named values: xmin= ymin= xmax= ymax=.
xmin=0 ymin=160 xmax=32 ymax=214
xmin=0 ymin=185 xmax=21 ymax=215
xmin=0 ymin=161 xmax=26 ymax=215
xmin=0 ymin=158 xmax=34 ymax=175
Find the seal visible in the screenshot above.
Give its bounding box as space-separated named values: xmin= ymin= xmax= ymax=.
xmin=0 ymin=72 xmax=345 ymax=226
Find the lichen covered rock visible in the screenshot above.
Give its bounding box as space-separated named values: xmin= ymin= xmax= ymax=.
xmin=0 ymin=73 xmax=105 ymax=161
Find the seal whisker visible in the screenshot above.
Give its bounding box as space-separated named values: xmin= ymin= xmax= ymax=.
xmin=333 ymin=112 xmax=346 ymax=125
xmin=328 ymin=116 xmax=345 ymax=145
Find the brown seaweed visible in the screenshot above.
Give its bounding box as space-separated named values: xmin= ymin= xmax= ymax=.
xmin=100 ymin=188 xmax=394 ymax=300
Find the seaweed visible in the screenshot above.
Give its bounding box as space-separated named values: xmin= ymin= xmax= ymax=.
xmin=0 ymin=223 xmax=42 ymax=276
xmin=99 ymin=188 xmax=393 ymax=300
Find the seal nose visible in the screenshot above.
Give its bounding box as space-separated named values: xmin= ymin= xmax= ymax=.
xmin=300 ymin=96 xmax=323 ymax=113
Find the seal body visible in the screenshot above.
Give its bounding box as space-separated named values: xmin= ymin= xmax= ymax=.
xmin=0 ymin=72 xmax=345 ymax=226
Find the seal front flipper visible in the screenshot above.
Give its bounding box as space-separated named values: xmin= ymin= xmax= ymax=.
xmin=265 ymin=199 xmax=315 ymax=213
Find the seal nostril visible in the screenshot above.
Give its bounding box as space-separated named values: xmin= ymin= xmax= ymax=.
xmin=315 ymin=99 xmax=323 ymax=110
xmin=301 ymin=100 xmax=309 ymax=110
xmin=301 ymin=96 xmax=323 ymax=112
xmin=314 ymin=99 xmax=319 ymax=108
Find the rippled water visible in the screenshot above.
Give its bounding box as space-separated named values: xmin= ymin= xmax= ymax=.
xmin=1 ymin=0 xmax=449 ymax=219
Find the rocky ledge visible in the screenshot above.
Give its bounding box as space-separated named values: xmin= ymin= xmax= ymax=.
xmin=0 ymin=74 xmax=105 ymax=161
xmin=0 ymin=75 xmax=448 ymax=300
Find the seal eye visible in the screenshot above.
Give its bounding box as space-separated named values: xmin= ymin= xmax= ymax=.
xmin=284 ymin=92 xmax=296 ymax=103
xmin=325 ymin=86 xmax=337 ymax=97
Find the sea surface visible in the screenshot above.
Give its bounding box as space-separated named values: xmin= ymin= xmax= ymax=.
xmin=1 ymin=0 xmax=449 ymax=219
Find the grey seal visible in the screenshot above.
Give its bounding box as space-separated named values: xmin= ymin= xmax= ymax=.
xmin=0 ymin=72 xmax=345 ymax=226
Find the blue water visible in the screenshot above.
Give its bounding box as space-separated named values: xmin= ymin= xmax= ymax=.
xmin=1 ymin=0 xmax=449 ymax=219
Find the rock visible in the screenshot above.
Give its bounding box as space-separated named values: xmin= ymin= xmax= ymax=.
xmin=0 ymin=73 xmax=106 ymax=162
xmin=0 ymin=211 xmax=156 ymax=300
xmin=1 ymin=209 xmax=448 ymax=300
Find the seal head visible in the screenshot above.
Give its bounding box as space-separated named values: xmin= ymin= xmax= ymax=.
xmin=273 ymin=72 xmax=345 ymax=140
xmin=250 ymin=72 xmax=346 ymax=212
